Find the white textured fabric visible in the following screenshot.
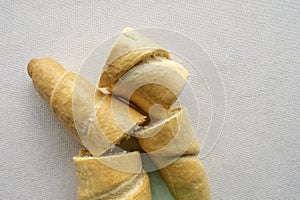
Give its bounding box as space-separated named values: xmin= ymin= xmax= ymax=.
xmin=1 ymin=0 xmax=300 ymax=199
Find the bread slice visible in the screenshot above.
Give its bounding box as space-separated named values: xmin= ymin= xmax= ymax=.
xmin=73 ymin=149 xmax=152 ymax=200
xmin=98 ymin=28 xmax=188 ymax=118
xmin=111 ymin=56 xmax=188 ymax=118
xmin=99 ymin=27 xmax=170 ymax=87
xmin=136 ymin=107 xmax=199 ymax=167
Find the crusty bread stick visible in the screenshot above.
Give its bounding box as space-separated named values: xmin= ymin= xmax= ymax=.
xmin=28 ymin=58 xmax=146 ymax=155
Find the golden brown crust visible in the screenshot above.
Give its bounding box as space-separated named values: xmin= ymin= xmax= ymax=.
xmin=28 ymin=58 xmax=146 ymax=154
xmin=99 ymin=27 xmax=170 ymax=87
xmin=100 ymin=49 xmax=170 ymax=87
xmin=160 ymin=157 xmax=211 ymax=200
xmin=50 ymin=71 xmax=107 ymax=146
xmin=99 ymin=28 xmax=188 ymax=118
xmin=136 ymin=107 xmax=200 ymax=161
xmin=136 ymin=107 xmax=211 ymax=199
xmin=110 ymin=57 xmax=189 ymax=119
xmin=28 ymin=32 xmax=210 ymax=199
xmin=50 ymin=72 xmax=82 ymax=142
xmin=28 ymin=58 xmax=66 ymax=104
xmin=84 ymin=94 xmax=146 ymax=155
xmin=128 ymin=173 xmax=152 ymax=200
xmin=73 ymin=151 xmax=151 ymax=200
xmin=95 ymin=94 xmax=145 ymax=144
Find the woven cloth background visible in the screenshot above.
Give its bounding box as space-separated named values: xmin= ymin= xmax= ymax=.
xmin=1 ymin=0 xmax=300 ymax=199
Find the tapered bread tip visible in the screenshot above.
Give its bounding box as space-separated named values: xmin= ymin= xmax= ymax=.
xmin=27 ymin=59 xmax=37 ymax=78
xmin=28 ymin=58 xmax=146 ymax=155
xmin=28 ymin=58 xmax=61 ymax=78
xmin=27 ymin=58 xmax=67 ymax=104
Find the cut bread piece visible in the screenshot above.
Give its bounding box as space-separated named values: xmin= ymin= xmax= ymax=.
xmin=73 ymin=149 xmax=152 ymax=200
xmin=99 ymin=27 xmax=170 ymax=87
xmin=28 ymin=58 xmax=146 ymax=156
xmin=98 ymin=28 xmax=188 ymax=119
xmin=135 ymin=107 xmax=199 ymax=167
xmin=50 ymin=72 xmax=104 ymax=143
xmin=134 ymin=106 xmax=210 ymax=199
xmin=84 ymin=93 xmax=146 ymax=155
xmin=111 ymin=57 xmax=189 ymax=119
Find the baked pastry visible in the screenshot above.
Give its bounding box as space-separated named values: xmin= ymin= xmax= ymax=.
xmin=28 ymin=27 xmax=212 ymax=200
xmin=74 ymin=149 xmax=151 ymax=200
xmin=136 ymin=107 xmax=200 ymax=167
xmin=100 ymin=28 xmax=211 ymax=200
xmin=28 ymin=58 xmax=146 ymax=156
xmin=99 ymin=27 xmax=188 ymax=119
xmin=136 ymin=107 xmax=211 ymax=200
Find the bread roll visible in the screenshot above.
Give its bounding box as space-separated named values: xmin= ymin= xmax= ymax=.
xmin=28 ymin=58 xmax=146 ymax=155
xmin=99 ymin=28 xmax=188 ymax=118
xmin=73 ymin=149 xmax=152 ymax=200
